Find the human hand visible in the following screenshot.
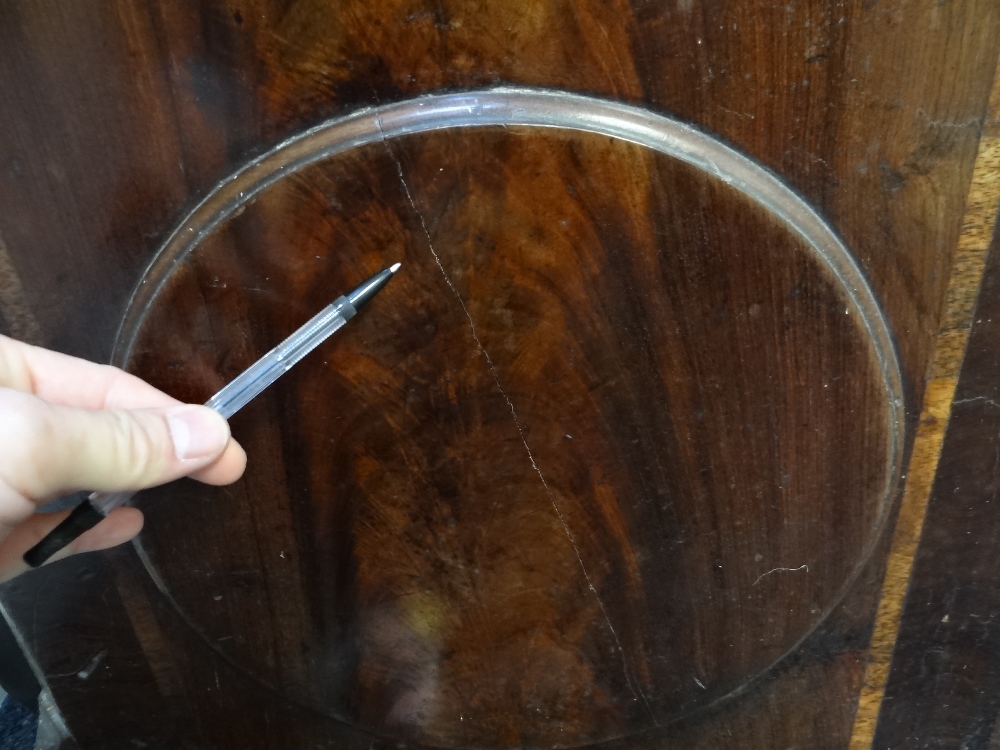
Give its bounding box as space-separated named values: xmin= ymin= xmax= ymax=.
xmin=0 ymin=335 xmax=246 ymax=581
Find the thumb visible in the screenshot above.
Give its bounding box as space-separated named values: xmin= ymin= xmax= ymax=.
xmin=0 ymin=389 xmax=232 ymax=504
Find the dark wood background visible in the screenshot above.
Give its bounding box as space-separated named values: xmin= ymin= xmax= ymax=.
xmin=0 ymin=2 xmax=997 ymax=748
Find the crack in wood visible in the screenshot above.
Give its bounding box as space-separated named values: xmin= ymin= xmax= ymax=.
xmin=374 ymin=116 xmax=657 ymax=723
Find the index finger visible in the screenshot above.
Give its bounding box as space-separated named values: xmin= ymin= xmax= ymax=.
xmin=0 ymin=335 xmax=200 ymax=411
xmin=0 ymin=336 xmax=246 ymax=485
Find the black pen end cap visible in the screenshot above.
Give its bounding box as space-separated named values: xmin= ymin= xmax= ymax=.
xmin=23 ymin=501 xmax=106 ymax=568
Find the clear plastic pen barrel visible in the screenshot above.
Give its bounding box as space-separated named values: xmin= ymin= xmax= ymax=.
xmin=205 ymin=296 xmax=354 ymax=419
xmin=88 ymin=296 xmax=356 ymax=516
xmin=24 ymin=266 xmax=396 ymax=568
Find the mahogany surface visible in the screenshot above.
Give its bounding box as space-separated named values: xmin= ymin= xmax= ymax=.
xmin=0 ymin=2 xmax=996 ymax=749
xmin=875 ymin=228 xmax=1000 ymax=747
xmin=123 ymin=125 xmax=892 ymax=747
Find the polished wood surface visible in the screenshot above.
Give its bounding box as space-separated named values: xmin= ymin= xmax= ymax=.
xmin=849 ymin=75 xmax=1000 ymax=748
xmin=0 ymin=2 xmax=996 ymax=748
xmin=124 ymin=126 xmax=893 ymax=747
xmin=874 ymin=220 xmax=1000 ymax=748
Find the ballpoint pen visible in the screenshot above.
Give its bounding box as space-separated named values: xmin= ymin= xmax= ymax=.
xmin=23 ymin=262 xmax=401 ymax=568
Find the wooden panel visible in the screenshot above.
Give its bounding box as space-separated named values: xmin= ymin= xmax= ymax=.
xmin=849 ymin=69 xmax=1000 ymax=748
xmin=872 ymin=223 xmax=1000 ymax=749
xmin=119 ymin=122 xmax=895 ymax=747
xmin=0 ymin=2 xmax=995 ymax=749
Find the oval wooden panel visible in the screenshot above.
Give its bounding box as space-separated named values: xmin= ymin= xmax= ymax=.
xmin=120 ymin=93 xmax=902 ymax=748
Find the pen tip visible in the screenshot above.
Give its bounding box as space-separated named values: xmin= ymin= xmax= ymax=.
xmin=389 ymin=262 xmax=402 ymax=274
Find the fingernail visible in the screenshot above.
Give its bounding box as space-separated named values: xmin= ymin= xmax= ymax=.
xmin=167 ymin=407 xmax=228 ymax=461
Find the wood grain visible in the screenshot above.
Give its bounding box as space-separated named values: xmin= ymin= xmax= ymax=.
xmin=849 ymin=56 xmax=1000 ymax=750
xmin=0 ymin=2 xmax=994 ymax=748
xmin=121 ymin=126 xmax=893 ymax=747
xmin=871 ymin=216 xmax=1000 ymax=749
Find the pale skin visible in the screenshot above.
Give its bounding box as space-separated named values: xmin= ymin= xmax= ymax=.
xmin=0 ymin=335 xmax=246 ymax=582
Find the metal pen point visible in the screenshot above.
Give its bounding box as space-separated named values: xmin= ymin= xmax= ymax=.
xmin=23 ymin=264 xmax=401 ymax=568
xmin=349 ymin=262 xmax=400 ymax=310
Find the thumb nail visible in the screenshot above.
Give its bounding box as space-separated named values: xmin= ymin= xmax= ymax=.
xmin=167 ymin=407 xmax=228 ymax=461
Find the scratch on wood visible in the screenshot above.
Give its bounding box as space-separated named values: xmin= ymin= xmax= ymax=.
xmin=952 ymin=395 xmax=1000 ymax=411
xmin=76 ymin=650 xmax=106 ymax=680
xmin=752 ymin=564 xmax=809 ymax=586
xmin=850 ymin=57 xmax=1000 ymax=750
xmin=373 ymin=115 xmax=658 ymax=724
xmin=45 ymin=649 xmax=106 ymax=680
xmin=586 ymin=9 xmax=634 ymax=98
xmin=718 ymin=104 xmax=756 ymax=121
